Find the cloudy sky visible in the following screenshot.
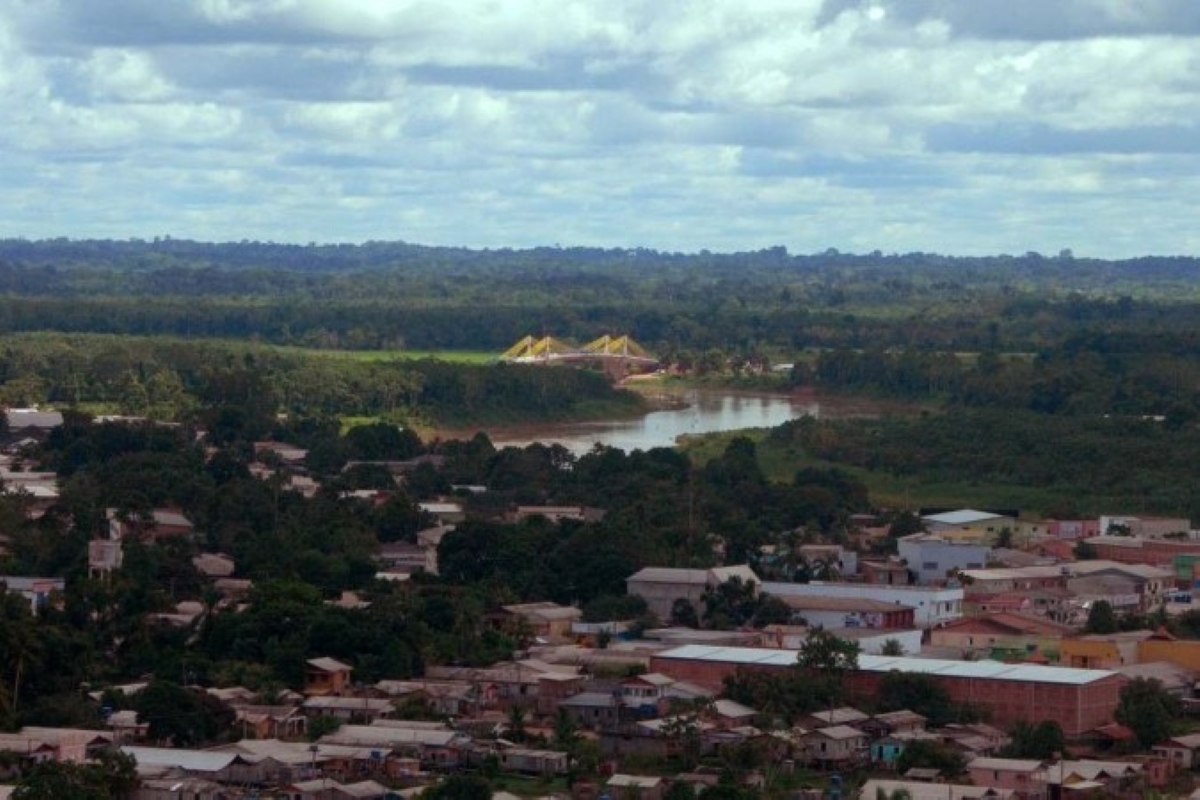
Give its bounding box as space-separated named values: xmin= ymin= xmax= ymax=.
xmin=3 ymin=0 xmax=1199 ymax=256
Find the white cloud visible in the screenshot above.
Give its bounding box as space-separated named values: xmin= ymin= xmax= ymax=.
xmin=0 ymin=0 xmax=1199 ymax=256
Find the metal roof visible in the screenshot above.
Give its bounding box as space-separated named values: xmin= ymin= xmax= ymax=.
xmin=120 ymin=746 xmax=242 ymax=773
xmin=627 ymin=567 xmax=709 ymax=584
xmin=654 ymin=646 xmax=1119 ymax=685
xmin=923 ymin=509 xmax=1006 ymax=525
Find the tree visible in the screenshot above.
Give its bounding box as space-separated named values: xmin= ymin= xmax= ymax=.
xmin=1085 ymin=600 xmax=1118 ymax=634
xmin=794 ymin=628 xmax=860 ymax=710
xmin=664 ymin=782 xmax=697 ymax=800
xmin=307 ymin=714 xmax=342 ymax=742
xmin=1115 ymin=677 xmax=1180 ymax=749
xmin=670 ymin=598 xmax=700 ymax=628
xmin=896 ymin=739 xmax=967 ymax=776
xmin=421 ymin=774 xmax=493 ymax=800
xmin=797 ymin=628 xmax=860 ymax=675
xmin=1004 ymin=720 xmax=1067 ymax=760
xmin=13 ymin=750 xmax=137 ymax=799
xmin=661 ymin=697 xmax=713 ymax=770
xmin=134 ymin=681 xmax=235 ymax=746
xmin=880 ymin=638 xmax=905 ymax=656
xmin=876 ymin=672 xmax=958 ymax=727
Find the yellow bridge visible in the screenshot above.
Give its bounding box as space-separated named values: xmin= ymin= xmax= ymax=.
xmin=500 ymin=334 xmax=658 ymax=370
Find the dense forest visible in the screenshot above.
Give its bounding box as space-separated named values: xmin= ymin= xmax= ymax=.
xmin=0 ymin=239 xmax=1198 ymax=356
xmin=0 ymin=238 xmax=1197 ymax=520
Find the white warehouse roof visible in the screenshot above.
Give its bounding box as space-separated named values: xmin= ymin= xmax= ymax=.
xmin=653 ymin=645 xmax=1119 ymax=685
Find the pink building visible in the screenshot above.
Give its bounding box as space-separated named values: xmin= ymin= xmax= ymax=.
xmin=1047 ymin=519 xmax=1100 ymax=540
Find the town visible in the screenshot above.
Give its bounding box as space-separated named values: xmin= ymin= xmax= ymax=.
xmin=2 ymin=405 xmax=1199 ymax=800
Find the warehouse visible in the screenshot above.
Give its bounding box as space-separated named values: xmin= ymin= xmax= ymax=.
xmin=648 ymin=645 xmax=1125 ymax=737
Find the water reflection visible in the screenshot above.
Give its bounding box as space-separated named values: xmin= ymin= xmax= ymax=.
xmin=489 ymin=389 xmax=831 ymax=455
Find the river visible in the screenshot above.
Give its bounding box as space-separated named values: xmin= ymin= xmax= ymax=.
xmin=486 ymin=387 xmax=896 ymax=455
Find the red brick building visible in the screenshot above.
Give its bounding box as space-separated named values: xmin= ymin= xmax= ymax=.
xmin=649 ymin=645 xmax=1126 ymax=737
xmin=1085 ymin=536 xmax=1200 ymax=569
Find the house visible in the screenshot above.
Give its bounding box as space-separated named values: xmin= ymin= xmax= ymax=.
xmin=859 ymin=558 xmax=913 ymax=585
xmin=253 ymin=441 xmax=309 ymax=466
xmin=377 ymin=542 xmax=434 ymax=576
xmin=3 ymin=409 xmax=63 ymax=442
xmin=192 ymin=553 xmax=236 ymax=578
xmin=233 ymin=706 xmax=307 ymax=740
xmin=857 ymin=780 xmax=1014 ymax=800
xmin=941 ymin=723 xmax=1011 ymax=758
xmin=1036 ymin=758 xmax=1145 ymax=797
xmin=490 ymin=746 xmax=569 ymax=776
xmin=536 ymin=672 xmax=587 ymax=715
xmin=773 ymin=595 xmax=917 ymax=630
xmin=605 ymin=774 xmax=664 ymax=800
xmin=1068 ymin=560 xmax=1174 ymax=611
xmin=712 ymin=699 xmax=757 ymax=729
xmin=558 ymin=691 xmax=624 ymax=731
xmin=795 ymin=543 xmax=858 ymax=578
xmin=417 ymin=501 xmax=465 ymax=525
xmin=305 ymin=657 xmax=354 ymax=697
xmin=922 ymin=509 xmax=1016 ymax=542
xmin=10 ymin=728 xmax=114 ymax=762
xmin=869 ymin=731 xmax=941 ymax=767
xmin=282 ymin=778 xmax=391 ymax=799
xmin=898 ymin=534 xmax=991 ymax=585
xmin=105 ymin=507 xmax=195 ymax=542
xmin=319 ymin=723 xmax=469 ymax=770
xmin=620 ymin=673 xmax=676 ymax=716
xmin=1100 ymin=515 xmax=1192 ymax=539
xmin=424 ymin=660 xmax=581 ymax=709
xmin=1155 ymin=733 xmax=1200 ymax=770
xmin=798 ymin=707 xmax=869 ymax=731
xmin=0 ymin=576 xmax=64 ymax=611
xmin=626 ymin=565 xmax=759 ymax=622
xmin=800 ymin=725 xmax=868 ymax=769
xmin=762 ymin=581 xmax=963 ymax=628
xmin=863 ymin=709 xmax=927 ymax=738
xmin=1047 ymin=519 xmax=1101 ymax=540
xmin=966 ymin=757 xmax=1044 ymax=796
xmin=929 ymin=613 xmax=1074 ymax=661
xmin=959 ymin=566 xmax=1069 ymax=596
xmin=760 ymin=624 xmax=923 ymax=656
xmin=1060 ymin=630 xmax=1155 ymax=669
xmin=499 ymin=602 xmax=582 ymax=642
xmin=302 ymin=696 xmax=395 ymax=723
xmin=508 ymin=505 xmax=605 ymax=524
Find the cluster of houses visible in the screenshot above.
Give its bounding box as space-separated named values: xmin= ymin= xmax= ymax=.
xmin=6 ymin=410 xmax=1200 ymax=797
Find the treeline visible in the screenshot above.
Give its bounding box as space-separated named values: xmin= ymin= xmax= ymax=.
xmin=1 ymin=239 xmax=1199 ymax=358
xmin=0 ymin=334 xmax=640 ymax=426
xmin=766 ymin=411 xmax=1200 ymax=521
xmin=796 ymin=332 xmax=1200 ymax=418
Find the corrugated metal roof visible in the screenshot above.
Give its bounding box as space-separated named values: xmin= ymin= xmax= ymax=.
xmin=924 ymin=510 xmax=1006 ymax=525
xmin=654 ymin=646 xmax=1119 ymax=685
xmin=627 ymin=567 xmax=709 ymax=584
xmin=121 ymin=746 xmax=241 ymax=772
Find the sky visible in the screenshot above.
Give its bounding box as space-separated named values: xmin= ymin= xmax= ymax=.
xmin=2 ymin=0 xmax=1200 ymax=257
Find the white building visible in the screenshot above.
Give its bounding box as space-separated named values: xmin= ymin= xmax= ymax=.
xmin=898 ymin=534 xmax=991 ymax=585
xmin=762 ymin=581 xmax=964 ymax=628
